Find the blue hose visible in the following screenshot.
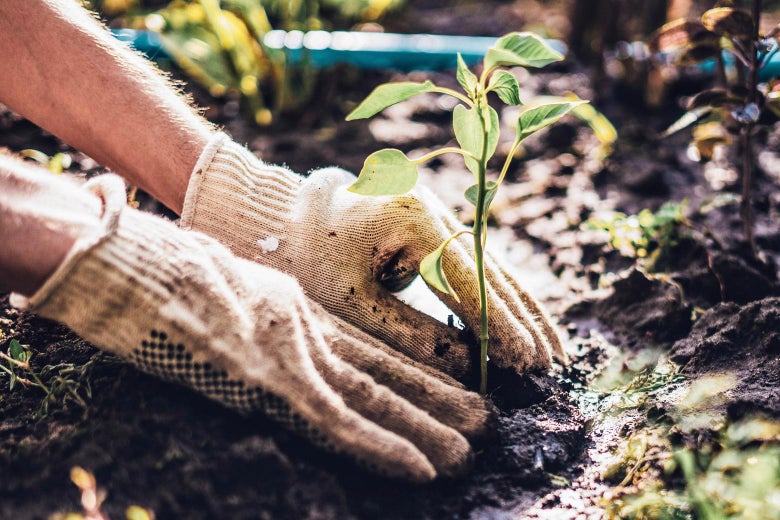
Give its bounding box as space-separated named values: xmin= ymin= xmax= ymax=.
xmin=112 ymin=28 xmax=563 ymax=71
xmin=113 ymin=28 xmax=780 ymax=79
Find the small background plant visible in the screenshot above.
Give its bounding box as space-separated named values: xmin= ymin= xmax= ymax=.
xmin=93 ymin=0 xmax=403 ymax=125
xmin=648 ymin=0 xmax=780 ymax=255
xmin=1 ymin=337 xmax=96 ymax=415
xmin=585 ymin=201 xmax=690 ymax=272
xmin=346 ymin=32 xmax=588 ymax=393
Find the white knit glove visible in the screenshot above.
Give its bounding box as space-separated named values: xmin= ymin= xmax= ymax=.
xmin=11 ymin=175 xmax=492 ymax=481
xmin=181 ymin=133 xmax=564 ymax=380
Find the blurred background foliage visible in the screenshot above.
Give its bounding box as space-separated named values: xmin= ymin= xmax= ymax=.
xmin=83 ymin=0 xmax=403 ymax=124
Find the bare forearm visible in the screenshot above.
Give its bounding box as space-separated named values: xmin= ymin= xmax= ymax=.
xmin=0 ymin=153 xmax=101 ymax=295
xmin=0 ymin=0 xmax=213 ymax=213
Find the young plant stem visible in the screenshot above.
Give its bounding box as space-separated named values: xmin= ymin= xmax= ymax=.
xmin=0 ymin=351 xmax=51 ymax=396
xmin=741 ymin=127 xmax=756 ymax=254
xmin=741 ymin=0 xmax=761 ymax=256
xmin=474 ymin=190 xmax=489 ymax=394
xmin=474 ymin=104 xmax=491 ymax=395
xmin=715 ymin=52 xmax=727 ymax=88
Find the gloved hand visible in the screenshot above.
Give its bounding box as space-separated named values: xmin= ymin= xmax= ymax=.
xmin=181 ymin=133 xmax=565 ymax=380
xmin=11 ymin=175 xmax=493 ymax=481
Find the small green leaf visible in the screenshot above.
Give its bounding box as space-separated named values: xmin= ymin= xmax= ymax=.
xmin=456 ymin=53 xmax=478 ymax=97
xmin=347 ymin=149 xmax=418 ymax=196
xmin=453 ymin=104 xmax=499 ymax=176
xmin=647 ymin=19 xmax=716 ymax=54
xmin=20 ymin=149 xmax=50 ymax=165
xmin=48 ymin=153 xmax=72 ymax=175
xmin=659 ymin=106 xmax=712 ymax=138
xmin=346 ymin=81 xmax=436 ymax=120
xmin=570 ymin=102 xmax=617 ymax=147
xmin=701 ymin=7 xmax=754 ymax=39
xmin=420 ymin=242 xmax=460 ymax=302
xmin=159 ymin=30 xmax=236 ymax=97
xmin=487 ymin=70 xmax=521 ymax=105
xmin=484 ymin=32 xmax=563 ymax=71
xmin=516 ymin=99 xmax=586 ymax=142
xmin=676 ymin=43 xmax=722 ymax=65
xmin=126 ymin=505 xmax=154 ymax=520
xmin=9 ymin=339 xmax=26 ymax=362
xmin=464 ymin=181 xmax=498 ymax=212
xmin=686 ymin=88 xmax=744 ymax=110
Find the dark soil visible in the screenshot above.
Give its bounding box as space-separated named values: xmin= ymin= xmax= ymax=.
xmin=1 ymin=0 xmax=779 ymax=518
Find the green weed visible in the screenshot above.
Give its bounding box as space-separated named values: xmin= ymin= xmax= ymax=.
xmin=0 ymin=339 xmax=95 ymax=415
xmin=607 ymin=421 xmax=780 ymax=519
xmin=584 ymin=201 xmax=689 ymax=272
xmin=593 ymin=350 xmax=688 ymax=413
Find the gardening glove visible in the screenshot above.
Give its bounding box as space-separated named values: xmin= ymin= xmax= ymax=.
xmin=11 ymin=174 xmax=493 ymax=481
xmin=181 ymin=132 xmax=565 ymax=381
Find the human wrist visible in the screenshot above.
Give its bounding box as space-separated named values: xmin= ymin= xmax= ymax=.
xmin=10 ymin=174 xmax=209 ymax=362
xmin=0 ymin=159 xmax=103 ymax=296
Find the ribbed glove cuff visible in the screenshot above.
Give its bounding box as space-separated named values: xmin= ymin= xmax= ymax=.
xmin=180 ymin=132 xmax=302 ymax=252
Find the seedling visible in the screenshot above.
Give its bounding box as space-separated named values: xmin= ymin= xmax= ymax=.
xmin=1 ymin=338 xmax=33 ymax=391
xmin=649 ymin=0 xmax=779 ymax=255
xmin=20 ymin=149 xmax=72 ymax=174
xmin=346 ymin=32 xmax=587 ymax=392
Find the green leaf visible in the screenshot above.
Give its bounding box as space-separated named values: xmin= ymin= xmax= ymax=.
xmin=701 ymin=7 xmax=754 ymax=39
xmin=453 ymin=104 xmax=499 ymax=176
xmin=570 ymin=102 xmax=617 ymax=146
xmin=487 ymin=70 xmax=521 ymax=105
xmin=686 ymin=88 xmax=744 ymax=110
xmin=464 ymin=181 xmax=498 ymax=213
xmin=159 ymin=30 xmax=236 ymax=97
xmin=347 ymin=149 xmax=419 ymax=196
xmin=676 ymin=42 xmax=722 ymax=66
xmin=484 ymin=32 xmax=563 ymax=71
xmin=659 ymin=106 xmax=713 ymax=138
xmin=346 ymin=81 xmax=436 ymax=120
xmin=456 ymin=53 xmax=478 ymax=97
xmin=48 ymin=153 xmax=71 ymax=175
xmin=516 ymin=99 xmax=586 ymax=142
xmin=20 ymin=149 xmax=50 ymax=165
xmin=647 ymin=19 xmax=716 ymax=54
xmin=420 ymin=241 xmax=460 ymax=302
xmin=9 ymin=339 xmax=26 ymax=362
